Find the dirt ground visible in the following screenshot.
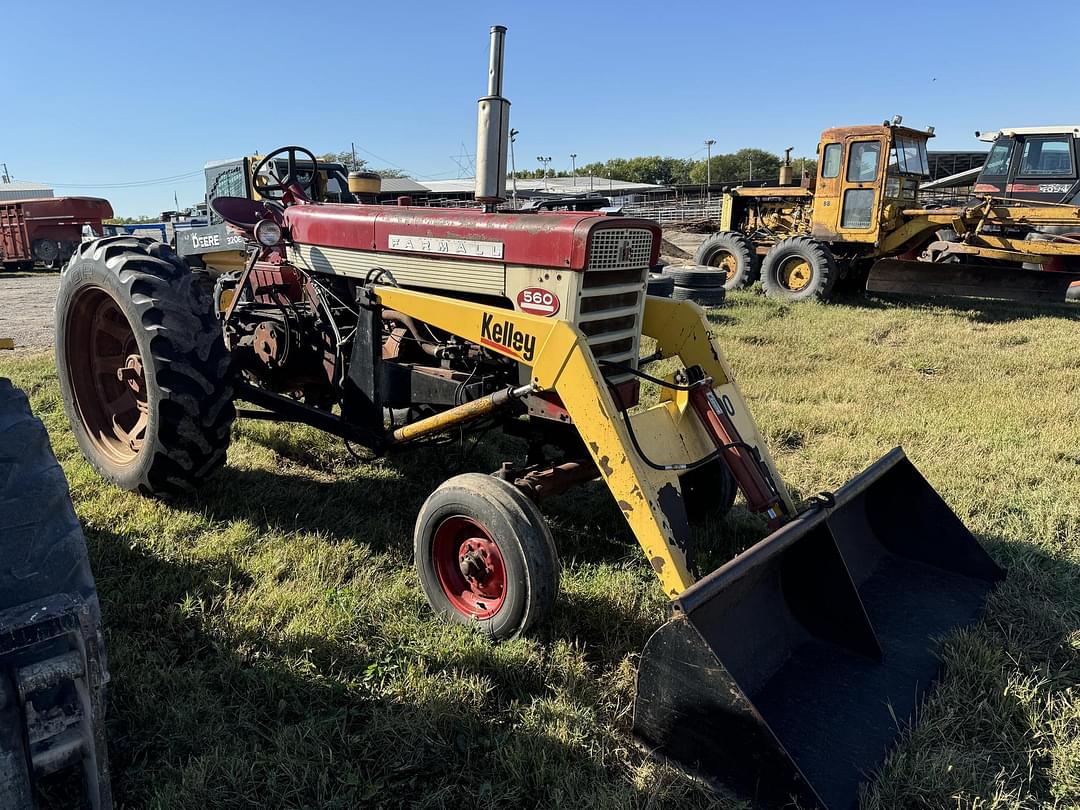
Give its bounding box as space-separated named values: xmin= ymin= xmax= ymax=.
xmin=660 ymin=229 xmax=706 ymax=262
xmin=0 ymin=272 xmax=60 ymax=352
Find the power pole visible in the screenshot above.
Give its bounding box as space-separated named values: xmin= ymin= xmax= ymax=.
xmin=536 ymin=156 xmax=552 ymax=191
xmin=509 ymin=129 xmax=519 ymax=205
xmin=704 ymin=139 xmax=716 ymax=199
xmin=351 ymin=142 xmax=358 ymax=170
xmin=1 ymin=163 xmax=10 ymax=183
xmin=570 ymin=153 xmax=577 ymax=187
xmin=748 ymin=154 xmax=753 ymax=182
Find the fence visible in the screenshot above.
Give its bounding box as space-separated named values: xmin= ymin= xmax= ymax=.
xmin=620 ymin=199 xmax=723 ymax=226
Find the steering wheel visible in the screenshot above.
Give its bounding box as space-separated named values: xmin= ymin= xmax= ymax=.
xmin=251 ymin=146 xmax=319 ymax=201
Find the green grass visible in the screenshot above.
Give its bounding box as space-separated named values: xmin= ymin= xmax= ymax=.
xmin=4 ymin=289 xmax=1080 ymax=809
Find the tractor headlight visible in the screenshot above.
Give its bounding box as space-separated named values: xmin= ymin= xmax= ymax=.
xmin=254 ymin=219 xmax=283 ymax=247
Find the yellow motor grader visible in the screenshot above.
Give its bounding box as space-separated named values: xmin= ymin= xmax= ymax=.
xmin=51 ymin=27 xmax=1003 ymax=810
xmin=695 ymin=119 xmax=1080 ymax=304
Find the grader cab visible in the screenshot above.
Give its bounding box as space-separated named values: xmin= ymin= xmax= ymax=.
xmin=697 ymin=120 xmax=1080 ymax=304
xmin=47 ymin=27 xmax=1004 ymax=810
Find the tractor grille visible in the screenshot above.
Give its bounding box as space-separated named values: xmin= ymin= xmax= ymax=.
xmin=587 ymin=228 xmax=654 ymax=270
xmin=576 ymin=228 xmax=654 ymax=376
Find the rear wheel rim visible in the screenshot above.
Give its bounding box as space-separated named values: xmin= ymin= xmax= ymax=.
xmin=708 ymin=249 xmax=739 ymax=281
xmin=777 ymin=256 xmax=813 ymax=291
xmin=432 ymin=516 xmax=507 ymax=619
xmin=66 ymin=287 xmax=148 ymax=468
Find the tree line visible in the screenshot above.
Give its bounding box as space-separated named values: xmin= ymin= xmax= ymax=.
xmin=514 ymin=149 xmax=817 ymax=186
xmin=317 ymin=151 xmax=410 ymax=178
xmin=321 ymin=146 xmax=816 ymax=187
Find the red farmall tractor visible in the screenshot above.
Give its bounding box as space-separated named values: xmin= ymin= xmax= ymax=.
xmin=53 ymin=27 xmax=1003 ymax=810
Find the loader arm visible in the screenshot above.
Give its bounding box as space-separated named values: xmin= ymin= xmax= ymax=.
xmin=374 ymin=286 xmax=790 ymax=597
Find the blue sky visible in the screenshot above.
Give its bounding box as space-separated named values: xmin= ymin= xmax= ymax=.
xmin=5 ymin=0 xmax=1078 ymax=216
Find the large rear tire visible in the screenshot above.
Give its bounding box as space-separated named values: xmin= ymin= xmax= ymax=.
xmin=760 ymin=236 xmax=838 ymax=302
xmin=694 ymin=232 xmax=758 ymax=290
xmin=55 ymin=236 xmax=235 ymax=497
xmin=414 ymin=473 xmax=560 ymax=640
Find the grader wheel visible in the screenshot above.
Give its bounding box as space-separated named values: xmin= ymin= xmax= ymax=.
xmin=694 ymin=232 xmax=758 ymax=289
xmin=760 ymin=236 xmax=839 ymax=302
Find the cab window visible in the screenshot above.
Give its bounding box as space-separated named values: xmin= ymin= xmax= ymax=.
xmin=983 ymin=141 xmax=1013 ymax=176
xmin=205 ymin=161 xmax=248 ymax=225
xmin=1018 ymin=138 xmax=1074 ymax=177
xmin=847 ymin=141 xmax=881 ymax=182
xmin=821 ymin=143 xmax=842 ymax=178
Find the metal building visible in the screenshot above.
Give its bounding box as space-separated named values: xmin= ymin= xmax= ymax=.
xmin=0 ymin=180 xmax=54 ymax=202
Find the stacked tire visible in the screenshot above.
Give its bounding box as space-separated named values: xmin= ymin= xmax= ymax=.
xmin=646 ymin=271 xmax=674 ymax=298
xmin=661 ymin=265 xmax=727 ymax=307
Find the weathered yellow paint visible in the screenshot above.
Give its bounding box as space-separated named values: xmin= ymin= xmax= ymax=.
xmin=373 ymin=286 xmax=792 ymax=597
xmin=642 ymin=296 xmax=795 ymax=513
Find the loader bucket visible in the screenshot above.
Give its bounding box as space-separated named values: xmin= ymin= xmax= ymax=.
xmin=633 ymin=448 xmax=1003 ymax=810
xmin=866 ymin=258 xmax=1080 ymax=306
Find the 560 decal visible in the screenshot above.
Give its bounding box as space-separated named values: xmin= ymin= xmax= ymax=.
xmin=516 ymin=287 xmax=560 ymax=317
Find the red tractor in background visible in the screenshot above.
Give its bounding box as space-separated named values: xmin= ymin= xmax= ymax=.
xmin=0 ymin=197 xmax=113 ymax=270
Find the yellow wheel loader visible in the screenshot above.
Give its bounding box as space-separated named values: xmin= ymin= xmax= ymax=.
xmin=53 ymin=28 xmax=1003 ymax=809
xmin=695 ymin=119 xmax=1080 ymax=304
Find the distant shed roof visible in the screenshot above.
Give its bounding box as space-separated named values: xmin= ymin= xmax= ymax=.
xmin=419 ymin=176 xmax=668 ymax=196
xmin=0 ymin=181 xmax=54 ymax=201
xmin=378 ymin=177 xmax=430 ymax=194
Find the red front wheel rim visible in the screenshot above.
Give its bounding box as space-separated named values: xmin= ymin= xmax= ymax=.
xmin=432 ymin=516 xmax=507 ymax=619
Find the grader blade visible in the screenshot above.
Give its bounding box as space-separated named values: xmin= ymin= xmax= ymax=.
xmin=633 ymin=448 xmax=1003 ymax=810
xmin=867 ymin=258 xmax=1080 ymax=306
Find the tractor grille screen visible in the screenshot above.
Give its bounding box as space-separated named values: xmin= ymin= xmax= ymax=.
xmin=587 ymin=228 xmax=654 ymax=270
xmin=577 ymin=228 xmax=653 ymax=378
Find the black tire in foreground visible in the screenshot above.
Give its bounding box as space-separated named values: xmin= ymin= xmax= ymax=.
xmin=760 ymin=236 xmax=839 ymax=302
xmin=0 ymin=379 xmax=112 ymax=810
xmin=672 ymin=285 xmax=727 ymax=306
xmin=694 ymin=232 xmax=758 ymax=289
xmin=662 ymin=264 xmax=727 ymax=288
xmin=414 ymin=473 xmax=560 ymax=640
xmin=55 ymin=236 xmax=235 ymax=497
xmin=679 ymin=458 xmax=738 ymax=524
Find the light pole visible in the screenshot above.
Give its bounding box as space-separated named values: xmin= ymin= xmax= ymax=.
xmin=509 ymin=128 xmax=519 ymax=205
xmin=536 ymin=156 xmax=552 ymax=191
xmin=570 ymin=153 xmax=577 ymax=187
xmin=748 ymin=154 xmax=753 ymax=182
xmin=704 ymin=139 xmax=716 ymax=199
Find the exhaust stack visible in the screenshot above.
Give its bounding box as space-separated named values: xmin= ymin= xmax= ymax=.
xmin=474 ymin=25 xmax=510 ymax=206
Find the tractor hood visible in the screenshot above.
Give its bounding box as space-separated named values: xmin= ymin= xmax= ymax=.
xmin=283 ymin=203 xmax=661 ymax=271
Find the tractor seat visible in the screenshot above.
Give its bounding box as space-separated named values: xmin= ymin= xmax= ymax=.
xmin=210 ymin=196 xmax=278 ymax=230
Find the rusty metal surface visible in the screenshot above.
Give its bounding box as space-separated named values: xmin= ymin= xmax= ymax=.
xmin=284 ymin=202 xmax=661 ymax=272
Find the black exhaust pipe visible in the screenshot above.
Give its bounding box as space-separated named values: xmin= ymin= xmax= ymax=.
xmin=633 ymin=448 xmax=1004 ymax=810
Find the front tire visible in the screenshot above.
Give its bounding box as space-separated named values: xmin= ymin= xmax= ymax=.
xmin=414 ymin=473 xmax=560 ymax=640
xmin=694 ymin=232 xmax=758 ymax=289
xmin=760 ymin=237 xmax=838 ymax=302
xmin=55 ymin=237 xmax=235 ymax=497
xmin=679 ymin=459 xmax=738 ymax=524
